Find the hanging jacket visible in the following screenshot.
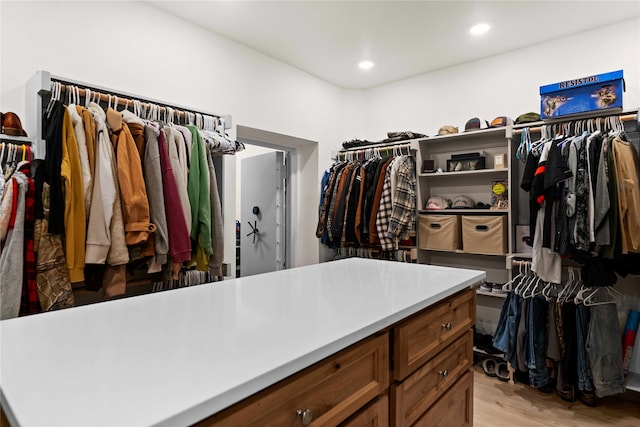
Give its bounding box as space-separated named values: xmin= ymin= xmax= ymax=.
xmin=123 ymin=112 xmax=154 ymax=259
xmin=61 ymin=107 xmax=87 ymax=283
xmin=144 ymin=124 xmax=170 ymax=272
xmin=206 ymin=147 xmax=224 ymax=278
xmin=369 ymin=158 xmax=394 ymax=245
xmin=376 ymin=159 xmax=395 ymax=251
xmin=187 ymin=125 xmax=213 ymax=268
xmin=67 ymin=104 xmax=92 ymax=213
xmin=0 ymin=170 xmax=27 ymax=319
xmin=158 ymin=128 xmax=191 ymax=265
xmin=386 ymin=156 xmax=416 ymax=243
xmin=85 ymin=104 xmax=116 ymax=264
xmin=77 ymin=105 xmax=96 ymax=184
xmin=44 ymin=101 xmax=65 ymax=234
xmin=34 ymin=183 xmax=75 ymax=311
xmin=85 ymin=104 xmax=129 ymax=269
xmin=106 ymin=108 xmax=155 ymax=246
xmin=612 ymin=135 xmax=640 ymax=253
xmin=163 ymin=126 xmax=192 ymax=233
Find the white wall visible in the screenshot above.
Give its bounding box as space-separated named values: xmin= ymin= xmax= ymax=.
xmin=362 ymin=18 xmax=640 ymax=139
xmin=1 ymin=0 xmax=354 ymax=269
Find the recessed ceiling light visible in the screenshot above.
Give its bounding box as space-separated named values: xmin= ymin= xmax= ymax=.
xmin=470 ymin=23 xmax=490 ymax=35
xmin=358 ymin=60 xmax=374 ymax=70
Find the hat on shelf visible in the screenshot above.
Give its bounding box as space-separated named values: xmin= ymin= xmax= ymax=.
xmin=464 ymin=117 xmax=489 ymax=132
xmin=425 ymin=195 xmax=451 ymax=210
xmin=515 ymin=112 xmax=541 ymax=124
xmin=451 ymin=195 xmax=475 ymax=209
xmin=1 ymin=112 xmax=28 ymax=137
xmin=489 ymin=116 xmax=514 ymax=128
xmin=437 ymin=125 xmax=459 ymax=136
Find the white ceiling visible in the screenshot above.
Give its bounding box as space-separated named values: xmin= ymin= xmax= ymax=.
xmin=149 ymin=0 xmax=640 ymax=89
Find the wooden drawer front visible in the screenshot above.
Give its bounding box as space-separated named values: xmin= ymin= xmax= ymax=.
xmin=391 ymin=330 xmax=472 ymax=427
xmin=198 ymin=333 xmax=389 ymax=427
xmin=394 ymin=288 xmax=475 ymax=381
xmin=411 ymin=370 xmax=473 ymax=427
xmin=340 ymin=395 xmax=389 ymax=427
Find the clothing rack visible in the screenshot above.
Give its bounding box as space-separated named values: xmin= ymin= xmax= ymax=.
xmin=0 ymin=141 xmax=33 ymax=165
xmin=333 ymin=141 xmax=414 ymax=161
xmin=513 ymin=110 xmax=638 ymax=136
xmin=25 ymin=70 xmax=232 ymax=159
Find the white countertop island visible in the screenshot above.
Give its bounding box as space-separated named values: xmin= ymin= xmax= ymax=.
xmin=0 ymin=258 xmax=484 ymax=426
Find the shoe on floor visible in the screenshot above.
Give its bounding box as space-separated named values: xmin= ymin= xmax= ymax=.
xmin=578 ymin=390 xmax=600 ymax=407
xmin=496 ymin=362 xmax=509 ymax=382
xmin=482 ymin=358 xmax=498 ymax=377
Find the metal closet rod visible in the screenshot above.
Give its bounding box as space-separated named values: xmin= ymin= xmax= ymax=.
xmin=336 ymin=142 xmax=414 ymax=160
xmin=513 ymin=111 xmax=638 ymax=135
xmin=49 ymin=76 xmax=232 ymax=129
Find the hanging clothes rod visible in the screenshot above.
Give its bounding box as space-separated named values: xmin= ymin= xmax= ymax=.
xmin=334 ymin=142 xmax=415 ymax=161
xmin=49 ymin=78 xmax=231 ymax=130
xmin=513 ymin=111 xmax=638 ymax=135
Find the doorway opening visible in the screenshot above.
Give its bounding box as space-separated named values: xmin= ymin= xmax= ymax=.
xmin=234 ymin=125 xmax=319 ymax=277
xmin=235 ymin=146 xmax=289 ymax=277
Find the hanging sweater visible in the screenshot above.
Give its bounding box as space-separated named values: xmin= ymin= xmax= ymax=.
xmin=163 ymin=126 xmax=192 ymax=233
xmin=158 ymin=128 xmax=191 ymax=265
xmin=61 ymin=107 xmax=87 ymax=283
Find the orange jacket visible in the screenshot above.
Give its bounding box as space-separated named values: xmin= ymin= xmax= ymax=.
xmin=106 ymin=108 xmax=155 ymax=246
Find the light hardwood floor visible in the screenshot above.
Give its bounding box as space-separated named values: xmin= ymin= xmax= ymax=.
xmin=473 ymin=366 xmax=640 ymax=427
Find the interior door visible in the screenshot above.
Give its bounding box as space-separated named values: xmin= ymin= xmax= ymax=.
xmin=240 ymin=151 xmax=286 ymax=277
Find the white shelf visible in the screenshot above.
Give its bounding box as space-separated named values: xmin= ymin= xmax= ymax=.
xmin=0 ymin=134 xmax=32 ymax=144
xmin=418 ymin=168 xmax=508 ymax=178
xmin=419 ymin=209 xmax=508 ymax=215
xmin=476 ymin=289 xmax=508 ymax=299
xmin=626 ymin=372 xmax=640 ymax=392
xmin=419 ymin=127 xmax=508 ymax=144
xmin=418 ymin=248 xmax=508 ymax=256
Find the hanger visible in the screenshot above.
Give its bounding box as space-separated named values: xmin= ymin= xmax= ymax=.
xmin=542 ymin=280 xmax=563 ymax=302
xmin=515 ymin=263 xmax=535 ymax=296
xmin=503 ymin=261 xmax=525 ymax=291
xmin=583 ymin=286 xmax=623 ymax=306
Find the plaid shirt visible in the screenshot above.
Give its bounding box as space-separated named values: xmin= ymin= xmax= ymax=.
xmin=387 ymin=156 xmax=416 ymax=242
xmin=376 ymin=159 xmax=395 ymax=251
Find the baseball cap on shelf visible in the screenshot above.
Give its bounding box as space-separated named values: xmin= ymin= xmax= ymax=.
xmin=464 ymin=118 xmax=489 ymax=132
xmin=515 ymin=112 xmax=541 ymax=124
xmin=451 ymin=195 xmax=475 ymax=209
xmin=489 ymin=116 xmax=514 ymax=128
xmin=425 ymin=195 xmax=451 ymax=210
xmin=437 ymin=125 xmax=459 ymax=136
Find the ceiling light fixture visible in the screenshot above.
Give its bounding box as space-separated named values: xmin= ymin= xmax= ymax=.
xmin=470 ymin=23 xmax=490 ymax=35
xmin=358 ymin=60 xmax=374 ymax=70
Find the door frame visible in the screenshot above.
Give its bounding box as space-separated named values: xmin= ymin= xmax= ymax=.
xmin=235 ymin=125 xmax=318 ymax=271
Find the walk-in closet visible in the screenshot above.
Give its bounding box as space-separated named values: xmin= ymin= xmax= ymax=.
xmin=1 ymin=1 xmax=639 ymax=426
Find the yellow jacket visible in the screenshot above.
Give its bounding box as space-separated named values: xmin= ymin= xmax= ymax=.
xmin=61 ymin=107 xmax=86 ymax=282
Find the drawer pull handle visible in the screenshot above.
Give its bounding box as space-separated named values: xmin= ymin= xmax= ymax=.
xmin=442 ymin=322 xmax=452 ymax=330
xmin=296 ymin=408 xmax=314 ymax=425
xmin=438 ymin=369 xmax=449 ymax=378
